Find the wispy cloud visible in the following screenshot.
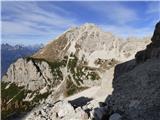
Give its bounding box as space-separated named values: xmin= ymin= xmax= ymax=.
xmin=2 ymin=1 xmax=159 ymax=45
xmin=146 ymin=2 xmax=160 ymax=14
xmin=100 ymin=24 xmax=154 ymax=38
xmin=81 ymin=1 xmax=159 ymax=37
xmin=82 ymin=2 xmax=138 ymax=25
xmin=2 ymin=2 xmax=77 ymax=40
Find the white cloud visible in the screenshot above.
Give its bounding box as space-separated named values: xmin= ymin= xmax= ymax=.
xmin=1 ymin=2 xmax=77 ymax=37
xmin=82 ymin=2 xmax=138 ymax=25
xmin=146 ymin=2 xmax=160 ymax=14
xmin=99 ymin=24 xmax=154 ymax=38
xmin=2 ymin=1 xmax=158 ymax=45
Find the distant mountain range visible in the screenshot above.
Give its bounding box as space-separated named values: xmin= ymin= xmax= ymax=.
xmin=1 ymin=43 xmax=43 ymax=76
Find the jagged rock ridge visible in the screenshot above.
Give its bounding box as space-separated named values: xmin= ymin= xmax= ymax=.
xmin=33 ymin=23 xmax=150 ymax=66
xmin=136 ymin=22 xmax=160 ymax=63
xmin=94 ymin=21 xmax=160 ymax=120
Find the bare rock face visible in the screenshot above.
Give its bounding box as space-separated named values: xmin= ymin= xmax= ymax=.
xmin=94 ymin=21 xmax=160 ymax=120
xmin=106 ymin=59 xmax=160 ymax=120
xmin=2 ymin=58 xmax=55 ymax=91
xmin=33 ymin=23 xmax=150 ymax=67
xmin=136 ymin=22 xmax=160 ymax=63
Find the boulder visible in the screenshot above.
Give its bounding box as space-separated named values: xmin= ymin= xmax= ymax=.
xmin=25 ymin=100 xmax=89 ymax=120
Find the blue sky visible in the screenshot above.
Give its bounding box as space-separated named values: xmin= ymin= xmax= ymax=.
xmin=1 ymin=1 xmax=160 ymax=45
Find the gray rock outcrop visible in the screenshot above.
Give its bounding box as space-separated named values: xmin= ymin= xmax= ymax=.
xmin=2 ymin=58 xmax=55 ymax=91
xmin=136 ymin=22 xmax=160 ymax=63
xmin=94 ymin=21 xmax=160 ymax=120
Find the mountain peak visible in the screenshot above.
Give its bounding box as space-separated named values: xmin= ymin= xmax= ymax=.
xmin=78 ymin=23 xmax=101 ymax=32
xmin=66 ymin=23 xmax=101 ymax=34
xmin=80 ymin=23 xmax=98 ymax=29
xmin=33 ymin=23 xmax=150 ymax=65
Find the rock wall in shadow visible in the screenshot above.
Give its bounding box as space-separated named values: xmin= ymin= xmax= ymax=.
xmin=136 ymin=21 xmax=160 ymax=63
xmin=94 ymin=21 xmax=160 ymax=120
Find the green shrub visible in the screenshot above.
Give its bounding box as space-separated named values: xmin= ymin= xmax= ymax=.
xmin=33 ymin=92 xmax=50 ymax=103
xmin=68 ymin=55 xmax=78 ymax=73
xmin=87 ymin=72 xmax=100 ymax=80
xmin=1 ymin=82 xmax=33 ymax=120
xmin=65 ymin=77 xmax=88 ymax=97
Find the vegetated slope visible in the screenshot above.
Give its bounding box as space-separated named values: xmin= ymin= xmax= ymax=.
xmin=1 ymin=23 xmax=150 ymax=120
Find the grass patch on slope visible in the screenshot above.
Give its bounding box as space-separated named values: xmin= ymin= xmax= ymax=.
xmin=65 ymin=77 xmax=88 ymax=97
xmin=1 ymin=82 xmax=31 ymax=120
xmin=1 ymin=82 xmax=51 ymax=120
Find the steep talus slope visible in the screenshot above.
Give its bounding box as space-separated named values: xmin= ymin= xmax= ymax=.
xmin=32 ymin=23 xmax=150 ymax=66
xmin=118 ymin=37 xmax=150 ymax=61
xmin=32 ymin=34 xmax=69 ymax=62
xmin=1 ymin=23 xmax=150 ymax=120
xmin=94 ymin=21 xmax=160 ymax=120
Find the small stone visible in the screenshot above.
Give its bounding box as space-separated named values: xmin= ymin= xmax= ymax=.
xmin=109 ymin=113 xmax=122 ymax=120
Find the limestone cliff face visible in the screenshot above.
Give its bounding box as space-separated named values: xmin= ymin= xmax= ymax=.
xmin=94 ymin=21 xmax=160 ymax=120
xmin=2 ymin=58 xmax=55 ymax=91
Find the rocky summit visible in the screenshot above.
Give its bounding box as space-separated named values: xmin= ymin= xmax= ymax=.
xmin=33 ymin=23 xmax=150 ymax=65
xmin=1 ymin=23 xmax=155 ymax=120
